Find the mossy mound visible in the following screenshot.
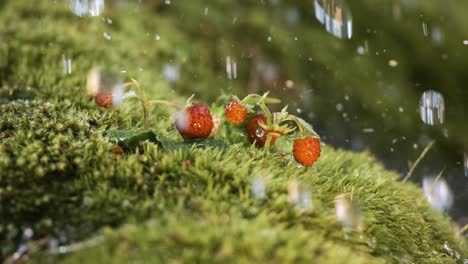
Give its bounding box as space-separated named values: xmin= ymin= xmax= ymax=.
xmin=0 ymin=1 xmax=466 ymax=263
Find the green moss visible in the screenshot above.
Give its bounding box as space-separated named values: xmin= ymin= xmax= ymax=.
xmin=0 ymin=0 xmax=466 ymax=263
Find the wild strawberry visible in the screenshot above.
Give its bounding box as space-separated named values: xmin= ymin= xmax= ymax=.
xmin=292 ymin=137 xmax=321 ymax=167
xmin=93 ymin=91 xmax=113 ymax=108
xmin=225 ymin=99 xmax=248 ymax=125
xmin=246 ymin=114 xmax=277 ymax=147
xmin=175 ymin=103 xmax=214 ymax=139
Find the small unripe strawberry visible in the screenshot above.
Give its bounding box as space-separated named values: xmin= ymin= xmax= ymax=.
xmin=246 ymin=114 xmax=277 ymax=147
xmin=175 ymin=103 xmax=214 ymax=139
xmin=225 ymin=99 xmax=248 ymax=125
xmin=293 ymin=137 xmax=321 ymax=166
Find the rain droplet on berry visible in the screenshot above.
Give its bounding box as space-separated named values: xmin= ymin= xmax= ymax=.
xmin=255 ymin=128 xmax=265 ymax=138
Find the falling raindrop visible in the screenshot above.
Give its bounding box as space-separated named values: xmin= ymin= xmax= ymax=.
xmin=314 ymin=0 xmax=353 ymax=39
xmin=267 ymin=36 xmax=272 ymax=42
xmin=419 ymin=90 xmax=445 ymax=126
xmin=255 ymin=128 xmax=265 ymax=138
xmin=155 ymin=34 xmax=161 ymax=41
xmin=251 ymin=176 xmax=267 ymax=199
xmin=463 ymin=40 xmax=468 ymax=45
xmin=336 ymin=103 xmax=344 ymax=112
xmin=335 ymin=195 xmax=363 ymax=230
xmin=69 ymin=0 xmax=104 ymax=17
xmin=284 ymin=7 xmax=300 ymax=26
xmin=88 ymin=0 xmax=104 ymax=16
xmin=165 ymin=0 xmax=171 ymax=4
xmin=422 ymin=176 xmax=453 ymax=213
xmin=422 ymin=22 xmax=428 ymax=37
xmin=86 ymin=68 xmax=124 ymax=107
xmin=163 ymin=64 xmax=180 ymax=83
xmin=388 ymin=59 xmax=398 ymax=67
xmin=103 ymin=32 xmax=111 ymax=40
xmin=362 ymin=128 xmax=374 ymax=133
xmin=288 ymin=180 xmax=312 ymax=211
xmin=226 ymin=56 xmax=237 ymax=80
xmin=62 ymin=55 xmax=72 ymax=75
xmin=431 ymin=26 xmax=444 ymax=45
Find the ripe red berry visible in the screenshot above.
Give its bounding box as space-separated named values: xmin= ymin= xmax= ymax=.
xmin=292 ymin=137 xmax=321 ymax=167
xmin=246 ymin=114 xmax=277 ymax=147
xmin=225 ymin=100 xmax=248 ymax=125
xmin=175 ymin=103 xmax=214 ymax=139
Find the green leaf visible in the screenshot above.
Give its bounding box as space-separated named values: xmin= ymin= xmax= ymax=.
xmin=108 ymin=129 xmax=160 ymax=147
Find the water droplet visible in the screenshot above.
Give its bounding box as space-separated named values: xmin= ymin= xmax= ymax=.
xmin=86 ymin=68 xmax=124 ymax=107
xmin=62 ymin=55 xmax=72 ymax=75
xmin=336 ymin=103 xmax=344 ymax=112
xmin=69 ymin=0 xmax=105 ymax=17
xmin=255 ymin=128 xmax=265 ymax=138
xmin=356 ymin=46 xmax=365 ymax=55
xmin=419 ymin=90 xmax=445 ymax=126
xmin=103 ymin=32 xmax=111 ymax=40
xmin=431 ymin=26 xmax=444 ymax=45
xmin=155 ymin=34 xmax=161 ymax=41
xmin=463 ymin=40 xmax=468 ymax=45
xmin=285 ymin=80 xmax=294 ymax=89
xmin=422 ymin=176 xmax=453 ymax=213
xmin=225 ymin=56 xmax=237 ymax=80
xmin=443 ymin=241 xmax=454 ymax=257
xmin=165 ymin=0 xmax=171 ymax=4
xmin=335 ymin=195 xmax=363 ymax=230
xmin=251 ymin=176 xmax=267 ymax=199
xmin=284 ymin=7 xmax=300 ymax=26
xmin=314 ymin=0 xmax=353 ymax=39
xmin=22 ymin=228 xmax=34 ymax=240
xmin=163 ymin=64 xmax=180 ymax=83
xmin=422 ymin=22 xmax=428 ymax=37
xmin=267 ymin=36 xmax=272 ymax=42
xmin=388 ymin=59 xmax=398 ymax=67
xmin=288 ymin=180 xmax=312 ymax=211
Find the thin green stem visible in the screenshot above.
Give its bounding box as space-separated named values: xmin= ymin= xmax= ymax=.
xmin=146 ymin=100 xmax=181 ymax=110
xmin=402 ymin=141 xmax=435 ymax=182
xmin=264 ymin=134 xmax=273 ymax=150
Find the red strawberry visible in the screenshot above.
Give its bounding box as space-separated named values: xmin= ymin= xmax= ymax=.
xmin=293 ymin=137 xmax=321 ymax=166
xmin=246 ymin=114 xmax=277 ymax=147
xmin=93 ymin=91 xmax=113 ymax=108
xmin=225 ymin=99 xmax=248 ymax=125
xmin=175 ymin=103 xmax=214 ymax=139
